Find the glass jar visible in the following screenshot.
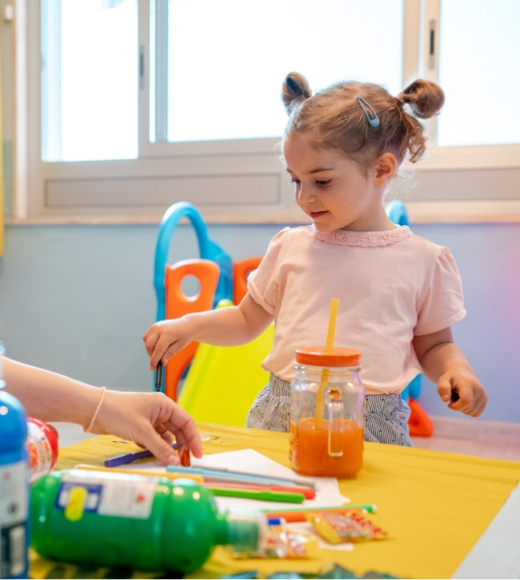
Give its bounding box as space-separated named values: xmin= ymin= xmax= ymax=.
xmin=289 ymin=347 xmax=365 ymax=478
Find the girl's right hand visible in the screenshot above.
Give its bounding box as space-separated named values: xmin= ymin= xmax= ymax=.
xmin=142 ymin=318 xmax=192 ymax=370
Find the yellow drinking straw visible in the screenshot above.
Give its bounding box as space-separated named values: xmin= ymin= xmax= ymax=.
xmin=314 ymin=297 xmax=340 ymax=428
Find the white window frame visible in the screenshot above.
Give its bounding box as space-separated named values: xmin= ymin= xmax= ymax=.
xmin=10 ymin=0 xmax=520 ymax=224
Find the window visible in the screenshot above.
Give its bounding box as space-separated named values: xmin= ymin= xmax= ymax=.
xmin=10 ymin=0 xmax=520 ymax=221
xmin=437 ymin=0 xmax=520 ymax=147
xmin=42 ymin=0 xmax=403 ymax=156
xmin=157 ymin=0 xmax=403 ymax=144
xmin=41 ymin=0 xmax=139 ymax=161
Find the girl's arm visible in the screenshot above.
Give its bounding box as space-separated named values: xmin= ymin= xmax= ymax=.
xmin=413 ymin=328 xmax=487 ymax=417
xmin=143 ymin=293 xmax=273 ymax=370
xmin=2 ymin=357 xmax=202 ymax=465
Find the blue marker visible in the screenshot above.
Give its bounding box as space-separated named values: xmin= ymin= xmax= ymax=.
xmin=104 ymin=441 xmax=178 ymax=468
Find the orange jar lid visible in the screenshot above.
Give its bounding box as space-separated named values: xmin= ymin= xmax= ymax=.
xmin=295 ymin=346 xmax=361 ymax=367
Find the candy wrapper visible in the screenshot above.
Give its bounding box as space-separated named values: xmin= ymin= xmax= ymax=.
xmin=231 ymin=522 xmax=319 ymax=559
xmin=307 ymin=511 xmax=388 ymax=544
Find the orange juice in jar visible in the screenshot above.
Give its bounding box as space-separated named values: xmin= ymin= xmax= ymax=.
xmin=290 ymin=347 xmax=365 ymax=478
xmin=290 ymin=418 xmax=363 ymax=477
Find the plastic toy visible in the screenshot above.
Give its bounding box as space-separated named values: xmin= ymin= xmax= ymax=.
xmin=178 ymin=300 xmax=274 ymax=427
xmin=153 ymin=201 xmax=233 ymax=321
xmin=162 ymin=259 xmax=220 ymax=400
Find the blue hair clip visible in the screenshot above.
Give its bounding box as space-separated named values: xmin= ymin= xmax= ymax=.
xmin=357 ymin=96 xmax=380 ymax=128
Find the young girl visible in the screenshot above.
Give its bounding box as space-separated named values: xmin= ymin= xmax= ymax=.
xmin=143 ymin=72 xmax=487 ymax=445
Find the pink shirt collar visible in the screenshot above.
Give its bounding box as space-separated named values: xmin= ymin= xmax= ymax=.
xmin=311 ymin=224 xmax=412 ymax=247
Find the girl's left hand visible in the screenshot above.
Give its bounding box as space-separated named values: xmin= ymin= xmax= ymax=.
xmin=437 ymin=372 xmax=488 ymax=417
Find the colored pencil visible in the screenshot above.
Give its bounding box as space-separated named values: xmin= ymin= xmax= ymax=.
xmin=74 ymin=465 xmax=304 ymax=503
xmin=263 ymin=504 xmax=377 ymax=523
xmin=205 ymin=481 xmax=316 ymax=499
xmin=104 ymin=441 xmax=178 ymax=468
xmin=206 ymin=488 xmax=305 ymax=503
xmin=166 ymin=465 xmax=317 ymax=489
xmin=74 ymin=464 xmax=203 ymax=482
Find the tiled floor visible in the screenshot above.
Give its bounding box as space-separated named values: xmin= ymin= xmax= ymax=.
xmin=411 ymin=433 xmax=520 ymax=460
xmin=412 ymin=416 xmax=520 ymax=461
xmin=52 ymin=416 xmax=520 ymax=461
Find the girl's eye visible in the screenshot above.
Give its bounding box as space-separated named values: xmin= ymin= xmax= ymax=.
xmin=316 ymin=179 xmax=331 ymax=186
xmin=289 ymin=178 xmax=300 ymax=185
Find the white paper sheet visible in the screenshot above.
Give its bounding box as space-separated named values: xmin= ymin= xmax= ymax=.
xmin=120 ymin=448 xmax=350 ymax=511
xmin=190 ymin=448 xmax=350 ymax=511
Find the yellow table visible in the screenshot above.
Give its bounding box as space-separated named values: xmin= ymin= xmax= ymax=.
xmin=30 ymin=423 xmax=520 ymax=579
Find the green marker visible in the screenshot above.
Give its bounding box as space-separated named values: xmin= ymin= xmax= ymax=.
xmin=208 ymin=487 xmax=305 ymax=503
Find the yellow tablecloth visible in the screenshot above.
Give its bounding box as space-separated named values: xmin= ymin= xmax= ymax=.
xmin=30 ymin=423 xmax=520 ymax=579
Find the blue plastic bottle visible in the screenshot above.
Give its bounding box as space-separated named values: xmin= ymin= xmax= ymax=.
xmin=0 ymin=342 xmax=30 ymax=579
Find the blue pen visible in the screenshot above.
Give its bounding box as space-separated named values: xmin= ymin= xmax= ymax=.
xmin=166 ymin=465 xmax=317 ymax=489
xmin=104 ymin=441 xmax=178 ymax=468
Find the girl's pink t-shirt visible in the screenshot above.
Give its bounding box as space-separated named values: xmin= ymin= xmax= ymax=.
xmin=247 ymin=225 xmax=466 ymax=394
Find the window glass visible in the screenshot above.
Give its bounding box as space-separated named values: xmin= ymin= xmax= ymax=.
xmin=165 ymin=0 xmax=403 ymax=143
xmin=41 ymin=0 xmax=139 ymax=162
xmin=437 ymin=0 xmax=520 ymax=147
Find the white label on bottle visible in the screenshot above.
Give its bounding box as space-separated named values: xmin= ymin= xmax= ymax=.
xmin=0 ymin=462 xmax=28 ymax=524
xmin=0 ymin=462 xmax=28 ymax=578
xmin=57 ymin=471 xmax=157 ymax=519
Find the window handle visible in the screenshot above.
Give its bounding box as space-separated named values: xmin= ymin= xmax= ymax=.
xmin=428 ymin=19 xmax=437 ymax=71
xmin=139 ymin=46 xmax=145 ymax=90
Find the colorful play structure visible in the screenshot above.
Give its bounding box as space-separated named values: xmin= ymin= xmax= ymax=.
xmin=152 ymin=200 xmax=433 ymax=436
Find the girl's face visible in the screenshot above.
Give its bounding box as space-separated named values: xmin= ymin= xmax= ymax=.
xmin=283 ymin=132 xmax=394 ymax=232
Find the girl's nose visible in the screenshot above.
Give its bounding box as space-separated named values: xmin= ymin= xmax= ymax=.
xmin=297 ymin=184 xmax=315 ymax=203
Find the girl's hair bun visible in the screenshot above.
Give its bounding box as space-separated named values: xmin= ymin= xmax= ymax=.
xmin=399 ymin=79 xmax=445 ymax=119
xmin=282 ymin=72 xmax=312 ymax=112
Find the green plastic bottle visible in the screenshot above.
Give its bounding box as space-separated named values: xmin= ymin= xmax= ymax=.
xmin=30 ymin=469 xmax=264 ymax=574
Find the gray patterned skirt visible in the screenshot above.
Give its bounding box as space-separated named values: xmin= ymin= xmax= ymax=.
xmin=246 ymin=373 xmax=413 ymax=447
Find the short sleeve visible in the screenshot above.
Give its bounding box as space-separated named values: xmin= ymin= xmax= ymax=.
xmin=247 ymin=227 xmax=291 ymax=316
xmin=414 ymin=247 xmax=467 ymax=336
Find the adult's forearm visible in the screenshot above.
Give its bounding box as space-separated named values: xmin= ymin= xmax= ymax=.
xmin=2 ymin=357 xmax=101 ymax=426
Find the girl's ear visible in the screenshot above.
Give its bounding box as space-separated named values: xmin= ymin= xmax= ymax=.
xmin=373 ymin=153 xmax=398 ymax=185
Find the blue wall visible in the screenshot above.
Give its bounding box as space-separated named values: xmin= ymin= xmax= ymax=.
xmin=1 ymin=221 xmax=519 ymax=424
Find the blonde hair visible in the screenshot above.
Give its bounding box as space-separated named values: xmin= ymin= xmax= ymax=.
xmin=282 ymin=73 xmax=445 ymax=169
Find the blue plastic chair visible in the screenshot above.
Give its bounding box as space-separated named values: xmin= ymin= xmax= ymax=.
xmin=385 ymin=199 xmax=410 ymax=227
